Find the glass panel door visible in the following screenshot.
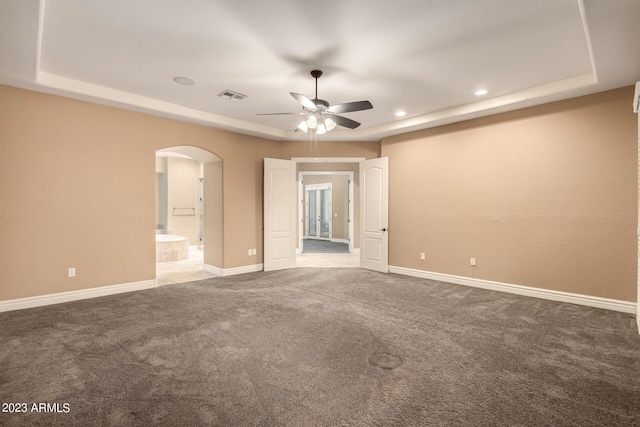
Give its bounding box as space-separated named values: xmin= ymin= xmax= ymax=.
xmin=304 ymin=184 xmax=332 ymax=240
xmin=308 ymin=189 xmax=317 ymax=236
xmin=319 ymin=188 xmax=331 ymax=238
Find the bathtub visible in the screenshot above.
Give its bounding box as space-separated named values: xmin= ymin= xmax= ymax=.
xmin=156 ymin=234 xmax=189 ymax=262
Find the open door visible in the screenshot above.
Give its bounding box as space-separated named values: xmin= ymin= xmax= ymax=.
xmin=264 ymin=158 xmax=297 ymax=271
xmin=360 ymin=157 xmax=389 ymax=272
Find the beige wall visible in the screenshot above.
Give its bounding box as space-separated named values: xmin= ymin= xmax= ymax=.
xmin=165 ymin=156 xmax=200 ymax=244
xmin=382 ymin=87 xmax=638 ymax=301
xmin=155 ymin=157 xmax=167 ymax=230
xmin=0 ymin=84 xmax=279 ymax=300
xmin=278 ymin=139 xmax=379 ymax=160
xmin=1 ymin=83 xmax=636 ymax=305
xmin=204 ymin=160 xmax=223 ymax=269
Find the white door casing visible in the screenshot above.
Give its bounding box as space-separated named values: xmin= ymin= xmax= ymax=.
xmin=297 ymin=171 xmax=355 ymax=253
xmin=360 ymin=157 xmax=389 ymax=272
xmin=264 ymin=158 xmax=297 ymax=271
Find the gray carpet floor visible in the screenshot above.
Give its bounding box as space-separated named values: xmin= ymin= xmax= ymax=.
xmin=1 ymin=268 xmax=639 ymax=426
xmin=303 ymin=239 xmax=349 ymax=253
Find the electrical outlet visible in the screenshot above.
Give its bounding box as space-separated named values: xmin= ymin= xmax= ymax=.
xmin=68 ymin=268 xmax=76 ymax=277
xmin=248 ymin=249 xmax=252 ymax=256
xmin=470 ymin=258 xmax=476 ymax=267
xmin=420 ymin=253 xmax=425 ymax=261
xmin=252 ymin=248 xmax=256 ymax=255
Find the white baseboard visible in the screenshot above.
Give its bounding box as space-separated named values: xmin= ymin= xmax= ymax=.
xmin=8 ymin=265 xmax=629 ymax=317
xmin=331 ymin=238 xmax=350 ymax=244
xmin=222 ymin=264 xmax=264 ymax=276
xmin=0 ymin=279 xmax=157 ymax=313
xmin=389 ymin=266 xmax=637 ymax=314
xmin=203 ymin=263 xmax=224 ymax=276
xmin=204 ymin=263 xmax=263 ymax=277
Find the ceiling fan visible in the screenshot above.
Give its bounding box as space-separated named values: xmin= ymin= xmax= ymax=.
xmin=258 ymin=70 xmax=373 ymax=134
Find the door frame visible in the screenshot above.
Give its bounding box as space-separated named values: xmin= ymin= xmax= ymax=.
xmin=297 ymin=170 xmax=354 ymax=253
xmin=304 ymin=183 xmax=333 ymax=240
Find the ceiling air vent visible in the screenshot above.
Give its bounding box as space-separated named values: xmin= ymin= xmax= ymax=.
xmin=217 ymin=89 xmax=247 ymax=101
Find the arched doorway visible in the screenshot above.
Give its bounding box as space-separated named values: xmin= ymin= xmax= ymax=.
xmin=155 ymin=146 xmax=222 ymax=285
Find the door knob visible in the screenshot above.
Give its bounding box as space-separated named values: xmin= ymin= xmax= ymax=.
xmin=380 ymin=228 xmax=388 ymax=232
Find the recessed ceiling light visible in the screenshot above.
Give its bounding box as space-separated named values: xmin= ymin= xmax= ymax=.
xmin=174 ymin=76 xmax=195 ymax=86
xmin=475 ymin=89 xmax=488 ymax=96
xmin=395 ymin=111 xmax=406 ymax=117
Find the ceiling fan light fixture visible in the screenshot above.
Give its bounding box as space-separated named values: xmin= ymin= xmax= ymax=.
xmin=306 ymin=115 xmax=318 ymax=129
xmin=260 ymin=70 xmax=372 ymax=135
xmin=297 ymin=120 xmax=309 ymax=132
xmin=324 ymin=117 xmax=337 ymax=131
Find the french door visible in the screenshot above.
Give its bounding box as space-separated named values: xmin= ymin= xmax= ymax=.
xmin=264 ymin=157 xmax=388 ymax=273
xmin=305 ymin=184 xmax=332 ymax=240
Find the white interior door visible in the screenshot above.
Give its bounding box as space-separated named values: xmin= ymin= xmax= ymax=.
xmin=359 ymin=157 xmax=389 ymax=272
xmin=264 ymin=158 xmax=297 ymax=271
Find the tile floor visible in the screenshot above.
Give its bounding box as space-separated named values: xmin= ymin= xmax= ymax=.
xmin=155 ymin=249 xmax=216 ymax=286
xmin=156 ymin=249 xmax=360 ymax=285
xmin=296 ymin=251 xmax=360 ymax=268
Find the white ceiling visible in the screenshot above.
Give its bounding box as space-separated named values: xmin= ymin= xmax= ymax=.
xmin=1 ymin=0 xmax=639 ymax=141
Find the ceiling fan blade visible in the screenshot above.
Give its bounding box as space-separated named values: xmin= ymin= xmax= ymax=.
xmin=290 ymin=92 xmax=317 ymax=111
xmin=329 ymin=100 xmax=373 ymax=114
xmin=331 ymin=114 xmax=361 ymax=129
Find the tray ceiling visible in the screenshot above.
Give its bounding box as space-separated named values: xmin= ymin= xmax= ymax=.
xmin=1 ymin=0 xmax=639 ymax=141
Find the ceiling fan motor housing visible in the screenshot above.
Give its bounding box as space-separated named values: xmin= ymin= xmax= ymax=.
xmin=313 ymin=99 xmax=330 ymax=108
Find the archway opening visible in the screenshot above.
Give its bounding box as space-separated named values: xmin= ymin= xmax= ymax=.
xmin=155 ymin=146 xmax=222 ymax=285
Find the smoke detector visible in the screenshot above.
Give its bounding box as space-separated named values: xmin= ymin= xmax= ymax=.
xmin=173 ymin=76 xmax=195 ymax=85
